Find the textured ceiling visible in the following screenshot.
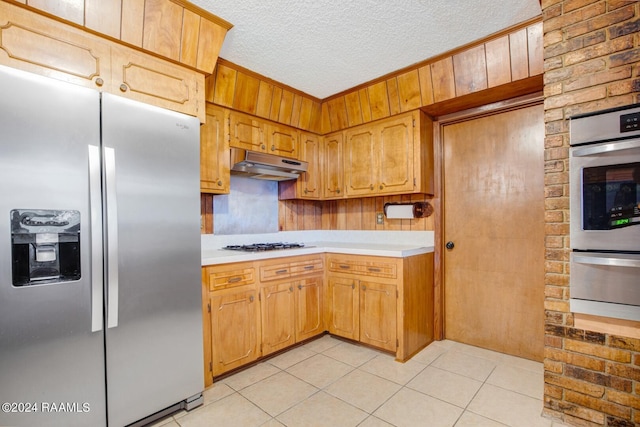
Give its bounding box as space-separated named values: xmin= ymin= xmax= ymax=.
xmin=190 ymin=0 xmax=542 ymax=99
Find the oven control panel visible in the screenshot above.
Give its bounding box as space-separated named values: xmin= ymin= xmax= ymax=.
xmin=571 ymin=103 xmax=640 ymax=145
xmin=621 ymin=111 xmax=640 ymax=133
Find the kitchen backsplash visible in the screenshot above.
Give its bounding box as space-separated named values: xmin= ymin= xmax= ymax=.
xmin=212 ymin=176 xmax=278 ymax=234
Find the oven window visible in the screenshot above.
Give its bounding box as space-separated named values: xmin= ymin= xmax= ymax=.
xmin=582 ymin=162 xmax=640 ymax=230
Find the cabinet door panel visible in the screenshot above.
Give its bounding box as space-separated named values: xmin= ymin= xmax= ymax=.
xmin=360 ymin=281 xmax=397 ymax=352
xmin=229 ymin=112 xmax=265 ymax=151
xmin=295 ymin=276 xmax=324 ymax=341
xmin=200 ymin=104 xmax=229 ymax=193
xmin=261 ymin=283 xmax=295 ymax=356
xmin=378 ymin=115 xmax=414 ymax=194
xmin=298 ymin=132 xmax=321 ymax=199
xmin=0 ymin=2 xmax=110 ymax=90
xmin=345 ymin=129 xmax=376 ymax=196
xmin=328 ymin=276 xmax=359 ymax=340
xmin=111 ymin=45 xmax=203 ymax=121
xmin=322 ymin=132 xmax=345 ymax=199
xmin=267 ymin=124 xmax=297 ymax=158
xmin=210 ymin=290 xmax=259 ymax=375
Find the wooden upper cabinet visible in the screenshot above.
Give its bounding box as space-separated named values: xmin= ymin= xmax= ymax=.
xmin=343 ymin=110 xmax=433 ymax=198
xmin=0 ymin=1 xmax=111 ymax=91
xmin=345 ymin=127 xmax=376 ymax=197
xmin=266 ymin=124 xmax=298 ymax=158
xmin=297 ymin=132 xmax=321 ymax=199
xmin=229 ymin=110 xmax=299 ymax=159
xmin=19 ymin=0 xmax=232 ymax=74
xmin=229 ymin=110 xmax=266 ymax=151
xmin=321 ymin=132 xmax=345 ymax=199
xmin=111 ymin=44 xmax=204 ymax=122
xmin=0 ymin=1 xmax=207 ymax=121
xmin=279 ymin=131 xmax=321 ymax=200
xmin=378 ymin=114 xmax=415 ymax=195
xmin=201 ymin=104 xmax=230 ymax=194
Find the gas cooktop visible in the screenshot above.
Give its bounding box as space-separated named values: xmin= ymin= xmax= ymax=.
xmin=222 ymin=242 xmax=306 ymax=252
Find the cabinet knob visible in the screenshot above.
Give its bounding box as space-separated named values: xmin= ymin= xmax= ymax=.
xmin=289 ymin=286 xmax=294 ymax=292
xmin=304 ymin=189 xmax=308 ymax=194
xmin=379 ymin=185 xmax=383 ymax=190
xmin=119 ymin=83 xmax=128 ymax=92
xmin=336 ymin=189 xmax=341 ymax=194
xmin=271 ymin=145 xmax=275 ymax=151
xmin=446 ymin=241 xmax=455 ymax=250
xmin=217 ymin=180 xmax=223 ymax=186
xmin=298 ymin=284 xmax=302 ymax=290
xmin=95 ymin=77 xmax=104 ymax=87
xmin=370 ymin=185 xmax=374 ymax=190
xmin=261 ymin=144 xmax=266 ymax=150
xmin=249 ymin=295 xmax=254 ymax=302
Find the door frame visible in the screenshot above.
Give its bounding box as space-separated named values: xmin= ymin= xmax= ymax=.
xmin=431 ymin=92 xmax=544 ymax=341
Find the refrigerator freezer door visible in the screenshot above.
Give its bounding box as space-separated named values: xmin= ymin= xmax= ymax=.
xmin=101 ymin=94 xmax=203 ymax=426
xmin=0 ymin=66 xmax=107 ymax=426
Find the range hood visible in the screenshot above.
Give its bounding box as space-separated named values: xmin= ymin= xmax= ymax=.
xmin=230 ymin=148 xmax=308 ymax=181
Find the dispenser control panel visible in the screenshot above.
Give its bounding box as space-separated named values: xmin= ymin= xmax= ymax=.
xmin=10 ymin=209 xmax=81 ymax=287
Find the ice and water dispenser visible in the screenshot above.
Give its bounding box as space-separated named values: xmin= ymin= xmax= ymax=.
xmin=11 ymin=209 xmax=81 ymax=286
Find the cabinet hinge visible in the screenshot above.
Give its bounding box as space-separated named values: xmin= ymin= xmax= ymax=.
xmin=413 ymin=177 xmax=416 ymax=187
xmin=396 ymin=339 xmax=399 ymax=348
xmin=412 ymin=119 xmax=416 ymax=127
xmin=209 ymin=361 xmax=212 ymax=372
xmin=207 ymin=302 xmax=211 ymax=313
xmin=396 ymin=289 xmax=399 ymax=298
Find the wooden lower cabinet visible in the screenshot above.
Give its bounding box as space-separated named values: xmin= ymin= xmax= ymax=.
xmin=202 ymin=252 xmax=433 ymax=385
xmin=327 ymin=253 xmax=433 ymax=361
xmin=295 ymin=276 xmax=324 ymax=341
xmin=359 ymin=280 xmax=397 ymax=352
xmin=327 ymin=277 xmax=359 ymax=340
xmin=327 ymin=276 xmax=397 ymax=352
xmin=210 ymin=286 xmax=260 ymax=377
xmin=260 ymin=282 xmax=296 ymax=356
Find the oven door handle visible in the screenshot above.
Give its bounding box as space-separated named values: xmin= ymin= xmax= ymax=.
xmin=573 ymin=254 xmax=640 ymax=268
xmin=572 ymin=138 xmax=640 ymax=157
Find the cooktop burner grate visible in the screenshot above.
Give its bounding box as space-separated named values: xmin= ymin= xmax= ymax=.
xmin=222 ymin=242 xmax=305 ymax=252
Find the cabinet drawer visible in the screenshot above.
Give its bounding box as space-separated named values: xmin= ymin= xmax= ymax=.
xmin=260 ymin=263 xmax=291 ymax=281
xmin=207 ymin=266 xmax=255 ymax=290
xmin=260 ymin=257 xmax=323 ymax=282
xmin=289 ymin=257 xmax=323 ymax=276
xmin=328 ymin=258 xmax=397 ymax=279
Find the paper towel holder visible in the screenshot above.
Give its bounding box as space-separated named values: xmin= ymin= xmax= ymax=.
xmin=383 ymin=202 xmax=433 ymax=219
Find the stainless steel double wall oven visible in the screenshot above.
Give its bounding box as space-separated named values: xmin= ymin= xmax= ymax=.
xmin=570 ymin=104 xmax=640 ymax=321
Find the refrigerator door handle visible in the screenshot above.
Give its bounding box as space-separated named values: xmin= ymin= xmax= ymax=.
xmin=104 ymin=147 xmax=119 ymax=329
xmin=88 ymin=145 xmax=104 ymax=332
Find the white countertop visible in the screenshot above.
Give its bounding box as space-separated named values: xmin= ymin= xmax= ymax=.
xmin=201 ymin=231 xmax=434 ymax=266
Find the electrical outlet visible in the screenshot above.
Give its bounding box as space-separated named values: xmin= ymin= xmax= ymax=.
xmin=376 ymin=212 xmax=384 ymax=224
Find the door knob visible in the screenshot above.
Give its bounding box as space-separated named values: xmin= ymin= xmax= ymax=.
xmin=446 ymin=241 xmax=455 ymax=250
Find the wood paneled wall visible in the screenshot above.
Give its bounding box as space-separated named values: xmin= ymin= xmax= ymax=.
xmin=280 ymin=194 xmax=435 ymax=232
xmin=201 ymin=194 xmax=434 ymax=234
xmin=205 ymin=18 xmax=543 ymax=135
xmin=321 ymin=18 xmax=543 ymax=133
xmin=205 ymin=59 xmax=323 ymax=133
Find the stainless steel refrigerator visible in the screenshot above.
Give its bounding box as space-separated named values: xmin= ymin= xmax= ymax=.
xmin=0 ymin=65 xmax=204 ymax=427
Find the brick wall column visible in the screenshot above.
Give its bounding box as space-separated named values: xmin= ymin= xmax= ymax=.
xmin=542 ymin=0 xmax=640 ymax=425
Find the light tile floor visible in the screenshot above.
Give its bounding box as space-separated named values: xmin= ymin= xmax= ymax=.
xmin=151 ymin=336 xmax=568 ymax=427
